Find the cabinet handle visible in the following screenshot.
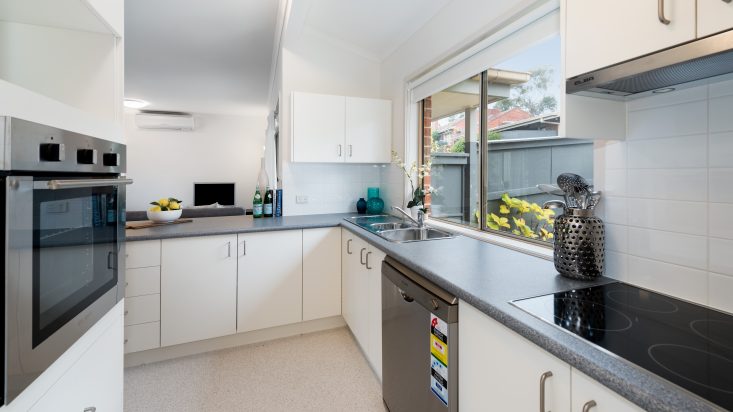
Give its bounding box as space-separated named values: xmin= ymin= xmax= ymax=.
xmin=227 ymin=241 xmax=232 ymax=258
xmin=240 ymin=240 xmax=246 ymax=256
xmin=539 ymin=371 xmax=553 ymax=412
xmin=124 ymin=310 xmax=128 ymax=316
xmin=360 ymin=248 xmax=367 ymax=265
xmin=348 ymin=144 xmax=353 ymax=157
xmin=658 ymin=0 xmax=671 ymax=24
xmin=365 ymin=251 xmax=372 ymax=269
xmin=582 ymin=400 xmax=597 ymax=412
xmin=124 ymin=339 xmax=128 ymax=344
xmin=338 ymin=144 xmax=342 ymax=157
xmin=347 ymin=239 xmax=353 ymax=254
xmin=84 ymin=407 xmax=97 ymax=412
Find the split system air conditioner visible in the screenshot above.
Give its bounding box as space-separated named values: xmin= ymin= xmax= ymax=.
xmin=135 ymin=112 xmax=195 ymax=131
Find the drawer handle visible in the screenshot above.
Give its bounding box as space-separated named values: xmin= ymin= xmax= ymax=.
xmin=539 ymin=371 xmax=553 ymax=412
xmin=658 ymin=0 xmax=671 ymax=24
xmin=240 ymin=240 xmax=246 ymax=257
xmin=582 ymin=400 xmax=597 ymax=412
xmin=359 ymin=248 xmax=367 ymax=265
xmin=124 ymin=310 xmax=129 ymax=316
xmin=124 ymin=339 xmax=128 ymax=344
xmin=337 ymin=144 xmax=342 ymax=157
xmin=365 ymin=251 xmax=373 ymax=269
xmin=346 ymin=239 xmax=353 ymax=254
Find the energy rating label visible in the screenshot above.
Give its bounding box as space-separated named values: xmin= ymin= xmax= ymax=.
xmin=430 ymin=313 xmax=449 ymax=405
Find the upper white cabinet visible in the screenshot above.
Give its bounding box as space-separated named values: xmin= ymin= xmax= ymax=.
xmin=0 ymin=0 xmax=125 ymax=141
xmin=292 ymin=92 xmax=392 ymax=164
xmin=303 ymin=228 xmax=342 ymax=321
xmin=565 ymin=0 xmax=696 ymax=78
xmin=161 ymin=235 xmax=237 ymax=346
xmin=237 ymin=231 xmax=303 ymax=333
xmin=698 ymin=0 xmax=733 ymax=38
xmin=292 ymin=92 xmax=346 ymax=163
xmin=460 ymin=302 xmax=571 ymax=411
xmin=345 ymin=97 xmax=392 ymax=163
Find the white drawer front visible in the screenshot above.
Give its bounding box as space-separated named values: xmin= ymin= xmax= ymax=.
xmin=125 ymin=294 xmax=160 ymax=326
xmin=126 ymin=240 xmax=161 ymax=268
xmin=126 ymin=266 xmax=160 ymax=297
xmin=125 ymin=322 xmax=160 ymax=354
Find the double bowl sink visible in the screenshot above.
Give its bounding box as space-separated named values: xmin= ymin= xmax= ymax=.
xmin=345 ymin=215 xmax=456 ymax=243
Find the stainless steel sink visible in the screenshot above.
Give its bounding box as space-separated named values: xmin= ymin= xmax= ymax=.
xmin=370 ymin=222 xmax=415 ymax=231
xmin=377 ymin=227 xmax=455 ymax=243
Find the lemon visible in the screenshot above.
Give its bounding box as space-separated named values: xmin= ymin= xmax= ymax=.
xmin=169 ymin=201 xmax=180 ymax=210
xmin=158 ymin=198 xmax=170 ymax=207
xmin=149 ymin=205 xmax=161 ymax=212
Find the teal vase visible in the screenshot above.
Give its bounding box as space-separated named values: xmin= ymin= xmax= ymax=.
xmin=366 ymin=187 xmax=384 ymax=214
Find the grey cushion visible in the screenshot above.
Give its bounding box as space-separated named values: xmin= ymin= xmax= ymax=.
xmin=126 ymin=207 xmax=247 ymax=221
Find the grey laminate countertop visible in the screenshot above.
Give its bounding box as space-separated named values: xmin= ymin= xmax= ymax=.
xmin=126 ymin=213 xmax=721 ymax=411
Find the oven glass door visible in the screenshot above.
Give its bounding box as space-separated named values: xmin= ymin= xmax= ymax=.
xmin=32 ymin=183 xmax=119 ymax=348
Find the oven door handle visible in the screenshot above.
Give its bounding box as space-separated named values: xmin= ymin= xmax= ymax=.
xmin=36 ymin=178 xmax=134 ymax=190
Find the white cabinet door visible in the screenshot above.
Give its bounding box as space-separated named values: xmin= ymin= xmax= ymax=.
xmin=343 ymin=233 xmax=370 ymax=351
xmin=698 ymin=0 xmax=733 ymax=38
xmin=572 ymin=369 xmax=644 ymax=412
xmin=565 ymin=0 xmax=696 ymax=78
xmin=292 ymin=92 xmax=345 ymax=163
xmin=303 ymin=228 xmax=342 ymax=321
xmin=341 ymin=229 xmax=356 ymax=328
xmin=366 ymin=246 xmax=385 ymax=380
xmin=459 ymin=302 xmax=571 ymax=411
xmin=237 ymin=230 xmax=303 ymax=332
xmin=30 ymin=317 xmax=123 ymax=412
xmin=160 ymin=235 xmax=237 ymax=346
xmin=125 ymin=239 xmax=160 ymax=268
xmin=345 ymin=97 xmax=391 ymax=163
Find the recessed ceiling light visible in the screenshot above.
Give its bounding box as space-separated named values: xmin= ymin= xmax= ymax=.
xmin=124 ymin=98 xmax=150 ymax=109
xmin=652 ymin=88 xmax=676 ymax=94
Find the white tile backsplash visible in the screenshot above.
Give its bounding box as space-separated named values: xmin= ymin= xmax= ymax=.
xmin=598 ymin=80 xmax=733 ymax=313
xmin=627 ymin=135 xmax=707 ymax=169
xmin=626 ymin=168 xmax=708 ymax=201
xmin=709 ymin=168 xmax=733 ymax=203
xmin=709 ymin=132 xmax=733 ymax=167
xmin=627 ymin=99 xmax=707 ymax=140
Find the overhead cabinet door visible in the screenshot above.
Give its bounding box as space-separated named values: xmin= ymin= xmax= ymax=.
xmin=292 ymin=92 xmax=345 ymax=162
xmin=345 ymin=97 xmax=391 ymax=163
xmin=565 ymin=0 xmax=696 ymax=78
xmin=698 ymin=0 xmax=733 ymax=38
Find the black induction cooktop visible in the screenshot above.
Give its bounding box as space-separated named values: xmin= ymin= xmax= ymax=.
xmin=513 ymin=282 xmax=733 ymax=410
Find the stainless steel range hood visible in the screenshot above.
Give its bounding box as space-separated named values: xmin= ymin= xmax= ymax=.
xmin=566 ymin=29 xmax=733 ymax=100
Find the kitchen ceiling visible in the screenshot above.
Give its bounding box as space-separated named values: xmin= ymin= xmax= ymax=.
xmin=125 ymin=0 xmax=278 ymax=115
xmin=302 ymin=0 xmax=452 ymax=60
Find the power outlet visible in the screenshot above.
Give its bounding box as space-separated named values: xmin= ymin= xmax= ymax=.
xmin=296 ymin=195 xmax=309 ymax=204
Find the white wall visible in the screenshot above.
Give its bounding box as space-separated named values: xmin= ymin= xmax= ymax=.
xmin=277 ymin=28 xmax=384 ymax=215
xmin=124 ymin=111 xmax=267 ymax=211
xmin=378 ymin=0 xmax=536 ymax=209
xmin=596 ymin=76 xmax=733 ymax=314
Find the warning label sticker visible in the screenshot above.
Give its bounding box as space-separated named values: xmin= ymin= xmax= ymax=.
xmin=430 ymin=314 xmax=449 ymax=405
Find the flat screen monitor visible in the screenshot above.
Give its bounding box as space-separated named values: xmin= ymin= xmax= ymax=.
xmin=194 ymin=183 xmax=235 ymax=206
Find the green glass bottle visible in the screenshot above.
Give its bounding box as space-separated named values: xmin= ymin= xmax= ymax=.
xmin=264 ymin=185 xmax=274 ymax=217
xmin=253 ymin=186 xmax=263 ymax=218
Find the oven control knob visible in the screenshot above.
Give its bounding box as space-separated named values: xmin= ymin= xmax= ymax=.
xmin=39 ymin=143 xmax=65 ymax=162
xmin=77 ymin=149 xmax=98 ymax=165
xmin=103 ymin=153 xmax=120 ymax=167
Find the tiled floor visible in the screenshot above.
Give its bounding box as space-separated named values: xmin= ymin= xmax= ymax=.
xmin=124 ymin=327 xmax=385 ymax=412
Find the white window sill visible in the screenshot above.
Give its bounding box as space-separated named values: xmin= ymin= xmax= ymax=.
xmin=426 ymin=218 xmax=554 ymax=261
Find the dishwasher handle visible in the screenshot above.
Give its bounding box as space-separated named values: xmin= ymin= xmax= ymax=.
xmin=382 ymin=259 xmax=458 ymax=323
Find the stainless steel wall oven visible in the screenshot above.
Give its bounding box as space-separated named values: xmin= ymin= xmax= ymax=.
xmin=1 ymin=117 xmax=130 ymax=404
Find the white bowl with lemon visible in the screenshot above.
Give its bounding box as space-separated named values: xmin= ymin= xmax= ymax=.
xmin=147 ymin=197 xmax=183 ymax=223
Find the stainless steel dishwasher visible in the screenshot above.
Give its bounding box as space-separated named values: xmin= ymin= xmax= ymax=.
xmin=382 ymin=256 xmax=458 ymax=412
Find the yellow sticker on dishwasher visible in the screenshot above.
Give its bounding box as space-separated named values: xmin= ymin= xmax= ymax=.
xmin=430 ymin=313 xmax=448 ymax=366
